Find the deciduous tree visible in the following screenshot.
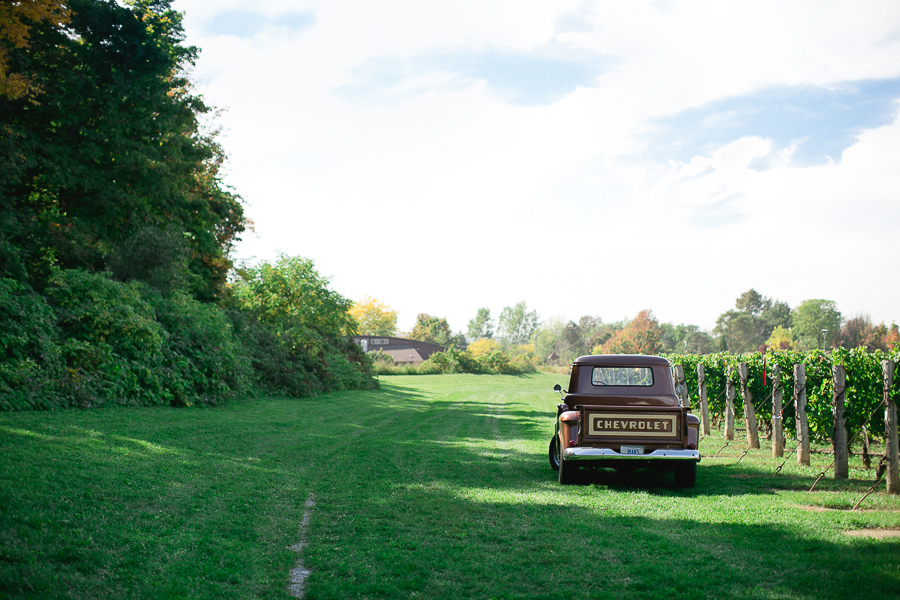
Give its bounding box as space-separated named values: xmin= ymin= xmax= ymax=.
xmin=467 ymin=307 xmax=494 ymax=340
xmin=350 ymin=296 xmax=397 ymax=336
xmin=792 ymin=299 xmax=842 ymax=350
xmin=467 ymin=338 xmax=501 ymax=357
xmin=659 ymin=323 xmax=714 ymax=354
xmin=0 ymin=0 xmax=246 ymax=300
xmin=714 ymin=289 xmax=789 ymax=353
xmin=602 ymin=310 xmax=662 ymax=355
xmin=233 ymin=255 xmax=355 ymax=353
xmin=0 ymin=0 xmax=70 ymax=100
xmin=409 ymin=314 xmax=452 ymax=346
xmin=765 ymin=325 xmax=796 ymax=350
xmin=497 ymin=302 xmax=539 ymax=346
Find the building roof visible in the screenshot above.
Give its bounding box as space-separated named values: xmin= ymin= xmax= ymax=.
xmin=384 ymin=349 xmax=424 ymax=363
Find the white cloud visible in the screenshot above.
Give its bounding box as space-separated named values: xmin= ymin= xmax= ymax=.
xmin=174 ymin=0 xmax=900 ymax=333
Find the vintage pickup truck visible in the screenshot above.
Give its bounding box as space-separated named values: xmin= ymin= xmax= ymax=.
xmin=549 ymin=354 xmax=700 ymax=487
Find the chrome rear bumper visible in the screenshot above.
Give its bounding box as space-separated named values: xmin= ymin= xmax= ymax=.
xmin=562 ymin=448 xmax=700 ymax=461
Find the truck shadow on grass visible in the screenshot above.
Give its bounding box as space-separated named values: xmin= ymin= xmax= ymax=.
xmin=558 ymin=462 xmax=894 ymax=506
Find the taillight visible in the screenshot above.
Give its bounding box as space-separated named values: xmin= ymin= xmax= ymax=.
xmin=568 ymin=439 xmax=577 ymax=447
xmin=687 ymin=443 xmax=697 ymax=450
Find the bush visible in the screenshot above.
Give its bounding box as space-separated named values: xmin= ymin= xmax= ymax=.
xmin=0 ymin=260 xmax=380 ymax=410
xmin=373 ymin=347 xmax=537 ymax=376
xmin=46 ymin=269 xmax=164 ymax=361
xmin=0 ymin=278 xmax=66 ymax=410
xmin=151 ymin=291 xmax=254 ymax=405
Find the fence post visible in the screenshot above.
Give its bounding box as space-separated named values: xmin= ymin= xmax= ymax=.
xmin=794 ymin=364 xmax=810 ymax=466
xmin=832 ymin=365 xmax=848 ymax=479
xmin=725 ymin=366 xmax=735 ymax=441
xmin=697 ymin=363 xmax=710 ymax=436
xmin=738 ymin=362 xmax=760 ymax=449
xmin=673 ymin=364 xmax=690 ymax=407
xmin=885 ymin=360 xmax=898 ymax=494
xmin=772 ymin=363 xmax=784 ymax=458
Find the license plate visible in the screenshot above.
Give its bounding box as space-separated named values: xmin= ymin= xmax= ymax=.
xmin=621 ymin=445 xmax=644 ymax=455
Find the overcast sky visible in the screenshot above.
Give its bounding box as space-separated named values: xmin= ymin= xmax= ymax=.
xmin=175 ymin=0 xmax=900 ymax=335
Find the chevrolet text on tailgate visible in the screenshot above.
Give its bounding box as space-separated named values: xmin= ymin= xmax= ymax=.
xmin=548 ymin=354 xmax=700 ymax=486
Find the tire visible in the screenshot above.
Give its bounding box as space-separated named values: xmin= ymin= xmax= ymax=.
xmin=558 ymin=456 xmax=577 ymax=485
xmin=549 ymin=436 xmax=560 ymax=472
xmin=673 ymin=462 xmax=697 ymax=488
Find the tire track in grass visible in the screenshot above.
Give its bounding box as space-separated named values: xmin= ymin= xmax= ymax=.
xmin=287 ymin=493 xmax=316 ymax=598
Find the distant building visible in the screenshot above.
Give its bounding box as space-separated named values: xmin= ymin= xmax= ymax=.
xmin=353 ymin=335 xmax=445 ymax=365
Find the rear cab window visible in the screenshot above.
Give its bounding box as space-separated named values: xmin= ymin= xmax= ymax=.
xmin=591 ymin=366 xmax=654 ymax=387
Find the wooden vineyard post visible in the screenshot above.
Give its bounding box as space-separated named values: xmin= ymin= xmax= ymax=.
xmin=738 ymin=362 xmax=760 ymax=449
xmin=832 ymin=365 xmax=848 ymax=479
xmin=697 ymin=363 xmax=710 ymax=435
xmin=772 ymin=363 xmax=784 ymax=458
xmin=885 ymin=360 xmax=898 ymax=494
xmin=725 ymin=366 xmax=736 ymax=441
xmin=673 ymin=365 xmax=690 ymax=407
xmin=795 ymin=364 xmax=810 ymax=466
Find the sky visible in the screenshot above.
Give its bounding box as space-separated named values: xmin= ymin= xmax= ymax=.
xmin=175 ymin=0 xmax=900 ymax=335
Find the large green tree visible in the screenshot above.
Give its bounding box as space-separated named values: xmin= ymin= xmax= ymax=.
xmin=409 ymin=313 xmax=452 ymax=347
xmin=232 ymin=254 xmax=356 ymax=353
xmin=714 ymin=289 xmax=790 ymax=353
xmin=659 ymin=323 xmax=714 ymax=354
xmin=792 ymin=299 xmax=842 ymax=350
xmin=0 ymin=0 xmax=245 ymax=299
xmin=497 ymin=301 xmax=539 ymax=346
xmin=467 ymin=307 xmax=494 ymax=341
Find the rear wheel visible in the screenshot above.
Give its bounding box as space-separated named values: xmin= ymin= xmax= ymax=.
xmin=673 ymin=462 xmax=697 ymax=488
xmin=558 ymin=457 xmax=577 ymax=485
xmin=549 ymin=436 xmax=560 ymax=472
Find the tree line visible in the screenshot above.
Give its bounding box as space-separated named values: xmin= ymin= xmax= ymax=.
xmin=352 ymin=289 xmax=899 ymax=367
xmin=0 ymin=1 xmax=375 ymax=409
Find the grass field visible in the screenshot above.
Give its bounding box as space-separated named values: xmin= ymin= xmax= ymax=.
xmin=2 ymin=373 xmax=899 ymax=599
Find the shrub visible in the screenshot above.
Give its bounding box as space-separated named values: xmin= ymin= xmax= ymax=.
xmin=151 ymin=291 xmax=254 ymax=405
xmin=0 ymin=278 xmax=66 ymax=409
xmin=45 ymin=269 xmax=164 ymax=361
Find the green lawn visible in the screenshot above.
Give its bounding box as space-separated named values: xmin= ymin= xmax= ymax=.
xmin=2 ymin=373 xmax=899 ymax=599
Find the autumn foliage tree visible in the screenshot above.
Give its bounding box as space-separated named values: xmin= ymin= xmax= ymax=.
xmin=349 ymin=296 xmax=397 ymax=336
xmin=838 ymin=315 xmax=898 ymax=352
xmin=0 ymin=0 xmax=70 ymax=100
xmin=601 ymin=310 xmax=662 ymax=355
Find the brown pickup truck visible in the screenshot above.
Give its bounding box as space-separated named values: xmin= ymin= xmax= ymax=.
xmin=549 ymin=354 xmax=700 ymax=487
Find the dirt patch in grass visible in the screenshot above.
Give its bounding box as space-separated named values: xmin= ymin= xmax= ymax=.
xmin=797 ymin=505 xmax=900 ymax=514
xmin=843 ymin=528 xmax=900 ymax=539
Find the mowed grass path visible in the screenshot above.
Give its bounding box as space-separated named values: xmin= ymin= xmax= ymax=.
xmin=2 ymin=373 xmax=899 ymax=599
